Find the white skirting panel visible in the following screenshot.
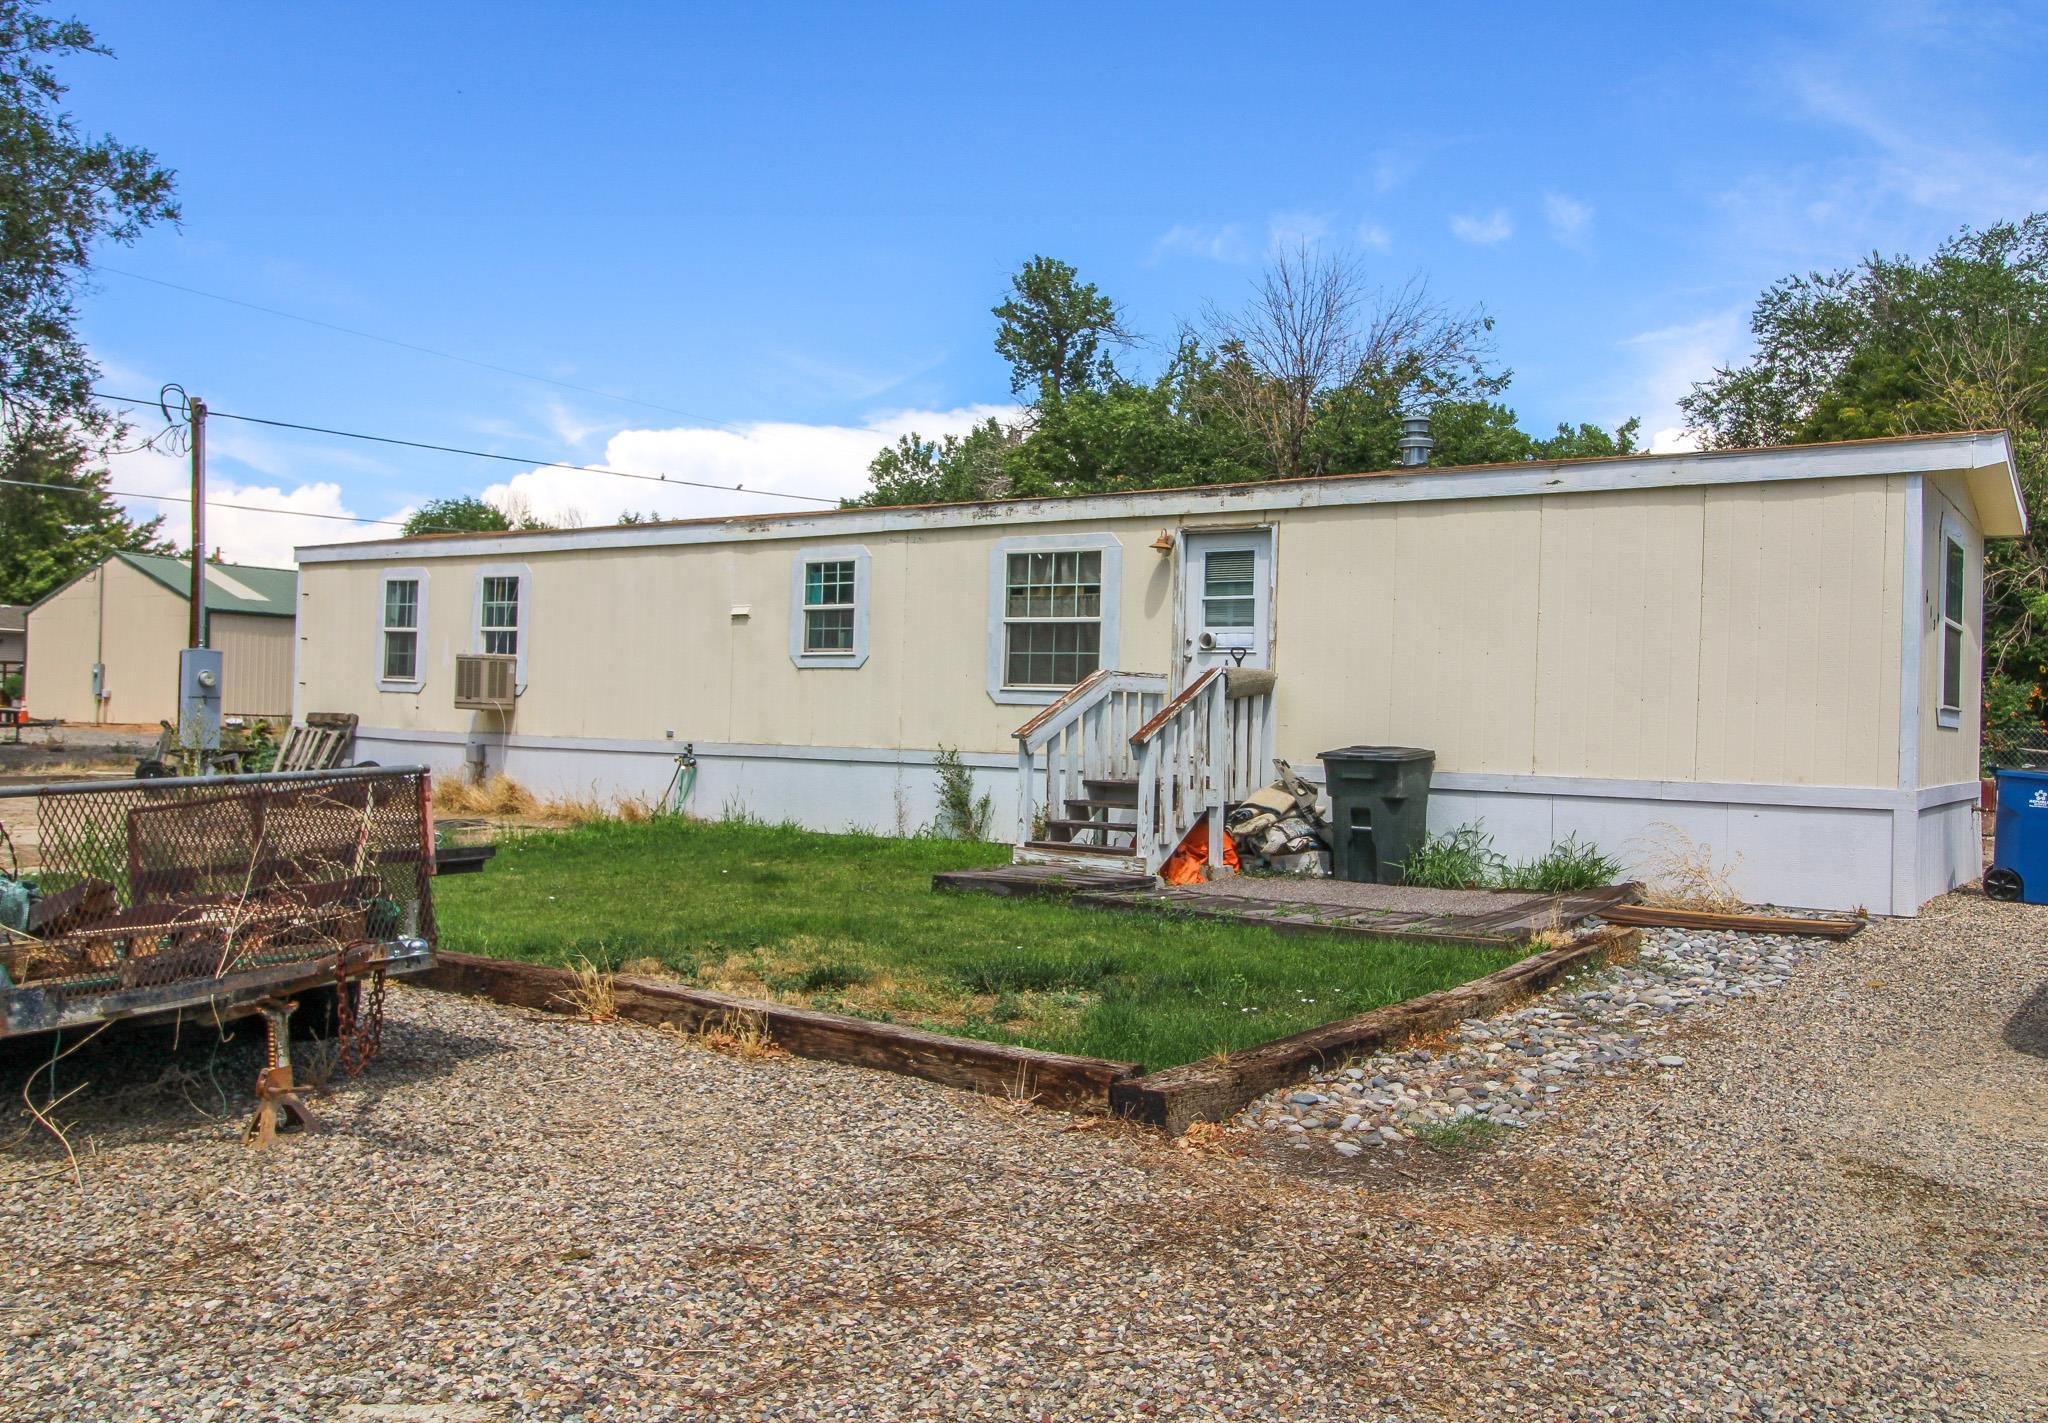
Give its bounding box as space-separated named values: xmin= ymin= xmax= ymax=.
xmin=1915 ymin=792 xmax=1986 ymax=907
xmin=354 ymin=729 xmax=1023 ymax=841
xmin=356 ymin=725 xmax=1981 ymax=915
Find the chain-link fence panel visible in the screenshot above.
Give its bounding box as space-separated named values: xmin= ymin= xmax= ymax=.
xmin=0 ymin=767 xmax=434 ymax=1000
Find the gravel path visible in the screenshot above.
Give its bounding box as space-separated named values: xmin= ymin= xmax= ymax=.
xmin=1239 ymin=923 xmax=1823 ymax=1145
xmin=0 ymin=893 xmax=2042 ymax=1420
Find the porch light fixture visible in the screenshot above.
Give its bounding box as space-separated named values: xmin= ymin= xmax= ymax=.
xmin=1150 ymin=530 xmax=1174 ymax=553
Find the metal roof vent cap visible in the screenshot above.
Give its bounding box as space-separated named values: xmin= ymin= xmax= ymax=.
xmin=1398 ymin=413 xmax=1433 ymax=468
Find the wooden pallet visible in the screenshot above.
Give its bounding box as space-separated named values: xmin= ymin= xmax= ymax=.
xmin=275 ymin=712 xmax=359 ymax=771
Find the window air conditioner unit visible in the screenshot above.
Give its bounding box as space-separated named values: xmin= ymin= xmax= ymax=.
xmin=454 ymin=653 xmax=518 ymax=710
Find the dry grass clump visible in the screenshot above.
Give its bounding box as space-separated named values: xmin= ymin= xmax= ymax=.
xmin=1174 ymin=1119 xmax=1244 ymax=1158
xmin=433 ymin=774 xmax=538 ymax=817
xmin=553 ymin=956 xmax=618 ymax=1024
xmin=696 ymin=1008 xmax=785 ymax=1061
xmin=616 ymin=956 xmax=673 ymax=979
xmin=431 ymin=773 xmax=660 ymax=826
xmin=1634 ymin=823 xmax=1748 ymax=913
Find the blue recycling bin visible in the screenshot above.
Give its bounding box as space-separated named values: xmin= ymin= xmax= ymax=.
xmin=1988 ymin=768 xmax=2048 ymax=903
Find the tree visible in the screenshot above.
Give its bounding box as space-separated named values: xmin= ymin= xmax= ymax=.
xmin=1681 ymin=214 xmax=2048 ymax=748
xmin=1209 ymin=246 xmax=1503 ymax=479
xmin=854 ymin=248 xmax=1623 ymax=505
xmin=0 ymin=417 xmax=169 ymax=602
xmin=400 ymin=495 xmax=550 ymax=536
xmin=0 ymin=5 xmax=178 ymax=438
xmin=992 ymin=256 xmax=1129 ymax=399
xmin=853 ymin=419 xmax=1020 ymax=506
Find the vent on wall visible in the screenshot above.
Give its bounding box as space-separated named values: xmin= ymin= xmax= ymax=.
xmin=454 ymin=653 xmax=518 ymax=710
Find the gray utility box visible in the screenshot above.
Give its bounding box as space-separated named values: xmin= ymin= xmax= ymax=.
xmin=1318 ymin=745 xmax=1435 ymax=884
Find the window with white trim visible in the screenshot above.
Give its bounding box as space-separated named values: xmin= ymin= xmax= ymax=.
xmin=789 ymin=545 xmax=870 ymax=669
xmin=802 ymin=558 xmax=856 ymax=655
xmin=1003 ymin=548 xmax=1102 ymax=688
xmin=480 ymin=574 xmax=519 ymax=656
xmin=1940 ymin=527 xmax=1966 ymax=721
xmin=382 ymin=577 xmax=419 ymax=681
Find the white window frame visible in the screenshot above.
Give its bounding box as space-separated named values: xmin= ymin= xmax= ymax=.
xmin=789 ymin=545 xmax=871 ymax=669
xmin=1937 ymin=513 xmax=1968 ymax=730
xmin=471 ymin=563 xmax=531 ymax=693
xmin=985 ymin=533 xmax=1122 ymax=705
xmin=376 ymin=567 xmax=427 ymax=693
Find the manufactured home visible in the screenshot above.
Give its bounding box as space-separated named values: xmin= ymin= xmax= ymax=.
xmin=27 ymin=553 xmax=297 ymax=725
xmin=293 ymin=431 xmax=2024 ymax=915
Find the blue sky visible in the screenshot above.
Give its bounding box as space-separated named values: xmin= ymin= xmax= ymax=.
xmin=67 ymin=0 xmax=2048 ymax=564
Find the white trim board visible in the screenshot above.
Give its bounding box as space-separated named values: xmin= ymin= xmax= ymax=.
xmin=299 ymin=433 xmax=2020 ymax=565
xmin=356 ymin=726 xmax=1017 ymax=770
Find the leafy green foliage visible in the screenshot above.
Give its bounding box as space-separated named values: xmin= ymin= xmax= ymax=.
xmin=992 ymin=255 xmax=1130 ymax=399
xmin=1397 ymin=823 xmax=1505 ymax=889
xmin=434 ymin=816 xmax=1517 ymax=1068
xmin=1682 ymin=213 xmax=2048 ymax=740
xmin=852 ymin=252 xmax=1635 ymax=507
xmin=0 ymin=418 xmax=169 ymax=602
xmin=1499 ymin=834 xmax=1624 ymax=893
xmin=1401 ymin=822 xmax=1621 ymax=892
xmin=0 ymin=6 xmax=177 ymax=600
xmin=930 ymin=743 xmax=992 ymax=840
xmin=0 ymin=4 xmax=178 ymax=438
xmin=402 ymin=495 xmax=549 ymax=537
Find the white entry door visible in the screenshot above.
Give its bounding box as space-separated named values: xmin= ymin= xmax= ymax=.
xmin=1180 ymin=529 xmax=1273 ymax=677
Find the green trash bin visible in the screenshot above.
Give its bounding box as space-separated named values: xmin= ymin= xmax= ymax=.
xmin=1318 ymin=745 xmax=1435 ymax=884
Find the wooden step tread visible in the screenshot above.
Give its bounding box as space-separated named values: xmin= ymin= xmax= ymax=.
xmin=1043 ymin=818 xmax=1137 ymax=835
xmin=1063 ymin=798 xmax=1138 ymax=812
xmin=1023 ymin=840 xmax=1139 ymax=858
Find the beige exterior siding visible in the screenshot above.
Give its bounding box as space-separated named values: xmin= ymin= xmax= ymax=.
xmin=1920 ymin=472 xmax=1986 ymax=789
xmin=27 ymin=559 xmax=186 ymax=723
xmin=27 ymin=562 xmax=295 ymax=724
xmin=301 ymin=475 xmax=1912 ymax=791
xmin=210 ymin=612 xmax=295 ymax=720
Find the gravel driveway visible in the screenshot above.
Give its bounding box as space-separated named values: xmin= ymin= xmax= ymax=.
xmin=1 ymin=892 xmax=2042 ymax=1421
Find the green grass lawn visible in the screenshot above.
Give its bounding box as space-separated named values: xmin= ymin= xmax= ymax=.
xmin=431 ymin=818 xmax=1523 ymax=1070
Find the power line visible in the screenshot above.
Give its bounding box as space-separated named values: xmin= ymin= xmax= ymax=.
xmin=91 ymin=390 xmax=844 ymax=507
xmin=94 ymin=264 xmax=752 ymax=430
xmin=0 ymin=474 xmax=427 ymax=528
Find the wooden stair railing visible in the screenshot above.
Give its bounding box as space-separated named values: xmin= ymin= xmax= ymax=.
xmin=1012 ymin=671 xmax=1167 ymax=863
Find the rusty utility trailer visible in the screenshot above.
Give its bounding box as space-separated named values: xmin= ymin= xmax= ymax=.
xmin=0 ymin=765 xmax=438 ymax=1145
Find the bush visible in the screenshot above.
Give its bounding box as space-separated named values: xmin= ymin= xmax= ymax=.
xmin=1397 ymin=823 xmax=1503 ymax=889
xmin=1498 ymin=834 xmax=1624 ymax=893
xmin=930 ymin=744 xmax=993 ymax=840
xmin=1402 ymin=823 xmax=1622 ymax=892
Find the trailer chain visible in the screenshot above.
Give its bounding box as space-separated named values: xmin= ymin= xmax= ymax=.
xmin=335 ymin=965 xmax=388 ymax=1078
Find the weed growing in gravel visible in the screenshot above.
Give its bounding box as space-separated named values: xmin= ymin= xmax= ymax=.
xmin=697 ymin=1008 xmax=785 ymax=1061
xmin=1635 ymin=823 xmax=1747 ymax=912
xmin=1403 ymin=823 xmax=1625 ymax=893
xmin=1500 ymin=835 xmax=1625 ymax=893
xmin=555 ymin=957 xmax=618 ymax=1024
xmin=1398 ymin=824 xmax=1506 ymax=889
xmin=1410 ymin=1116 xmax=1513 ymax=1151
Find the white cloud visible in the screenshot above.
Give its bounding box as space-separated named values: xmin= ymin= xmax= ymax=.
xmin=1617 ymin=311 xmax=1749 ymax=452
xmin=476 ymin=404 xmax=1022 ymax=529
xmin=1371 ymin=151 xmax=1418 ymax=194
xmin=1449 ymin=209 xmax=1514 ymax=245
xmin=92 ymin=403 xmax=1023 ymax=566
xmin=1356 ymin=221 xmax=1393 ymax=252
xmin=105 ymin=440 xmax=398 ymax=568
xmin=1266 ymin=210 xmax=1333 ymax=252
xmin=1148 ymin=222 xmax=1253 ymax=264
xmin=1542 ymin=192 xmax=1593 ymax=249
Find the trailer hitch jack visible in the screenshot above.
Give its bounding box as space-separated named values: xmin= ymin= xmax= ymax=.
xmin=244 ymin=997 xmax=319 ymax=1148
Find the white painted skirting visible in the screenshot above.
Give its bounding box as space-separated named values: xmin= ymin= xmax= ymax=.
xmin=362 ymin=724 xmax=1981 ymax=915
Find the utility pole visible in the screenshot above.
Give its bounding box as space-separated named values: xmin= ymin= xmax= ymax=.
xmin=187 ymin=395 xmax=208 ymax=648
